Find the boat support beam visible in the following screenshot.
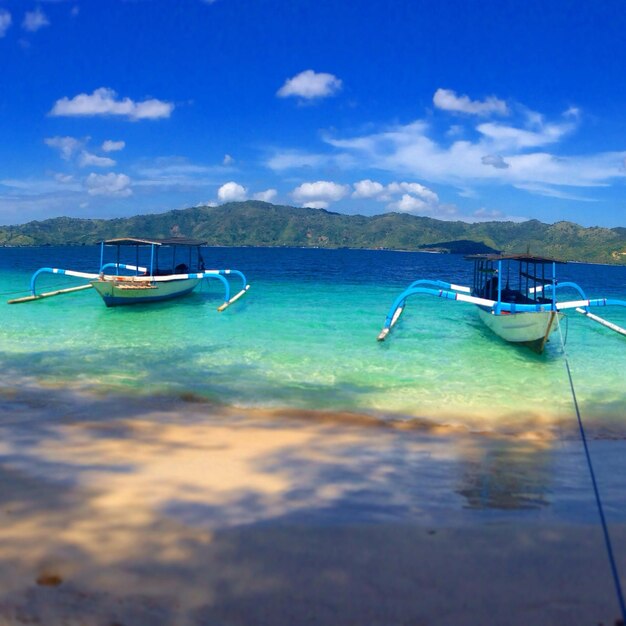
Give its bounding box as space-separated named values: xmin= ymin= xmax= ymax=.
xmin=533 ymin=282 xmax=626 ymax=336
xmin=202 ymin=269 xmax=250 ymax=311
xmin=378 ymin=282 xmax=476 ymax=341
xmin=6 ymin=267 xmax=100 ymax=303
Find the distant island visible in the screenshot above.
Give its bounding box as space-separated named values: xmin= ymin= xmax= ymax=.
xmin=1 ymin=201 xmax=625 ymax=264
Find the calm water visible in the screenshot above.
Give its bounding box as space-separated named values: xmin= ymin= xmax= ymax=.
xmin=1 ymin=246 xmax=625 ymax=432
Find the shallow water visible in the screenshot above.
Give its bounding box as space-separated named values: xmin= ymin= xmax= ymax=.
xmin=0 ymin=246 xmax=624 ymax=433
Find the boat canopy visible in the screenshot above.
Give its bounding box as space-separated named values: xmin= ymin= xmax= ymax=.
xmin=468 ymin=253 xmax=562 ymax=304
xmin=103 ymin=237 xmax=207 ymax=247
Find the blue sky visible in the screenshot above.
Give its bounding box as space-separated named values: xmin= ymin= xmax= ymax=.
xmin=1 ymin=0 xmax=626 ymax=227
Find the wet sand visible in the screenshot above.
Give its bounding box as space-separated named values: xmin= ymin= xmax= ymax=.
xmin=1 ymin=385 xmax=625 ymax=625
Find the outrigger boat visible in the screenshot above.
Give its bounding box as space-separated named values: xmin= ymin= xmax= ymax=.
xmin=377 ymin=253 xmax=626 ymax=353
xmin=8 ymin=237 xmax=250 ymax=310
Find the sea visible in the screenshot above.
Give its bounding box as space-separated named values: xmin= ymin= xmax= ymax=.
xmin=0 ymin=246 xmax=625 ymax=435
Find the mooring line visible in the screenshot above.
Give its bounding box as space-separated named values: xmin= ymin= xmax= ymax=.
xmin=556 ymin=317 xmax=626 ymax=622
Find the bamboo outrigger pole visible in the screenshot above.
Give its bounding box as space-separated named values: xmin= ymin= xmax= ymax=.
xmin=575 ymin=307 xmax=626 ymax=337
xmin=217 ymin=285 xmax=250 ymax=312
xmin=8 ymin=283 xmax=93 ymax=304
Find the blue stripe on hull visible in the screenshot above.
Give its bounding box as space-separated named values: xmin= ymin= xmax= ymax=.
xmin=101 ymin=284 xmax=199 ymax=307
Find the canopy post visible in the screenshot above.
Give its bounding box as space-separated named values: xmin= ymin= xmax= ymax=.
xmin=495 ymin=259 xmax=502 ymax=314
xmin=551 ymin=261 xmax=557 ymax=311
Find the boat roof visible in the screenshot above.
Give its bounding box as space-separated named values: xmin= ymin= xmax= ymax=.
xmin=103 ymin=237 xmax=207 ymax=247
xmin=465 ymin=253 xmax=565 ymax=264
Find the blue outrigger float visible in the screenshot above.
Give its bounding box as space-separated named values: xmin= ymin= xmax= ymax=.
xmin=378 ymin=253 xmax=626 ymax=353
xmin=8 ymin=237 xmax=250 ymax=310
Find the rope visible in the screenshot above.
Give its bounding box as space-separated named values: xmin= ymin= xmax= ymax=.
xmin=555 ymin=317 xmax=626 ymax=622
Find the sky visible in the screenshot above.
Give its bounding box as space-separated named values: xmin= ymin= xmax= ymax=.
xmin=1 ymin=0 xmax=626 ymax=228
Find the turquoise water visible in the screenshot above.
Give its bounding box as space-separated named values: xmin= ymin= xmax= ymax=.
xmin=1 ymin=246 xmax=625 ymax=432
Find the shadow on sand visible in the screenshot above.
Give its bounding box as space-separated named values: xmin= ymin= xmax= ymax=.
xmin=1 ymin=384 xmax=626 ymax=624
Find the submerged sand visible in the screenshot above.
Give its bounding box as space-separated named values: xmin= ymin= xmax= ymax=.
xmin=1 ymin=385 xmax=625 ymax=625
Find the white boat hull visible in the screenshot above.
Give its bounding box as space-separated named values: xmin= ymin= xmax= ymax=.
xmin=91 ymin=277 xmax=202 ymax=307
xmin=476 ymin=307 xmax=563 ymax=353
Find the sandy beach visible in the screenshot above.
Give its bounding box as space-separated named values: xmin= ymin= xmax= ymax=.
xmin=0 ymin=384 xmax=624 ymax=625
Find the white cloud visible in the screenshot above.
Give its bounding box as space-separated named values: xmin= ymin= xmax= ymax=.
xmin=351 ymin=179 xmax=439 ymax=206
xmin=352 ymin=179 xmax=385 ymax=199
xmin=266 ymin=98 xmax=623 ymax=210
xmin=473 ymin=207 xmax=504 ymax=220
xmin=386 ymin=193 xmax=458 ymax=218
xmin=302 ymin=201 xmax=328 ymax=209
xmin=50 ymin=88 xmax=174 ymax=121
xmin=0 ymin=194 xmax=76 ymax=223
xmin=54 ymin=173 xmax=74 ymax=184
xmin=44 ymin=136 xmax=83 ymax=160
xmin=292 ymin=181 xmax=349 ymax=206
xmin=321 ymin=117 xmax=625 ymax=189
xmin=277 ymin=70 xmax=342 ymax=100
xmin=385 ymin=181 xmax=443 ymax=216
xmin=386 ymin=182 xmax=439 ymax=204
xmin=79 ymin=151 xmax=116 ymax=168
xmin=223 ymin=154 xmax=234 ymax=165
xmin=22 ymin=8 xmax=49 ymax=32
xmin=1 ymin=176 xmax=79 ymax=195
xmin=446 ymin=125 xmax=464 ymax=137
xmin=388 ymin=194 xmax=429 ymax=213
xmin=84 ymin=172 xmax=132 ymax=197
xmin=476 ymin=120 xmax=575 ymax=150
xmin=481 ymin=154 xmax=510 ymax=169
xmin=137 ymin=160 xmax=216 ymax=178
xmin=267 ymin=150 xmax=355 ymax=171
xmin=433 ymin=88 xmax=508 ymax=116
xmin=457 ymin=188 xmax=477 ymax=199
xmin=564 ymin=106 xmax=581 ymax=119
xmin=513 ymin=183 xmax=597 ymax=202
xmin=217 ymin=181 xmax=247 ymax=202
xmin=102 ymin=140 xmax=125 ymax=152
xmin=253 ymin=189 xmax=277 ymax=202
xmin=0 ymin=10 xmax=11 ymax=37
xmin=133 ymin=158 xmax=228 ymax=189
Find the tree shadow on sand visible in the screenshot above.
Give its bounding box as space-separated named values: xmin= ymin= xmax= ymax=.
xmin=1 ymin=389 xmax=626 ymax=624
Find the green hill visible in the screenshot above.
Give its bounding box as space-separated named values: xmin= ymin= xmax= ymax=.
xmin=1 ymin=201 xmax=625 ymax=264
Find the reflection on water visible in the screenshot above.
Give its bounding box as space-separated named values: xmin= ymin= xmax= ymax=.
xmin=456 ymin=439 xmax=552 ymax=510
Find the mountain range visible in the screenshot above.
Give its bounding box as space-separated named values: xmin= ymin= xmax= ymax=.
xmin=1 ymin=201 xmax=625 ymax=264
